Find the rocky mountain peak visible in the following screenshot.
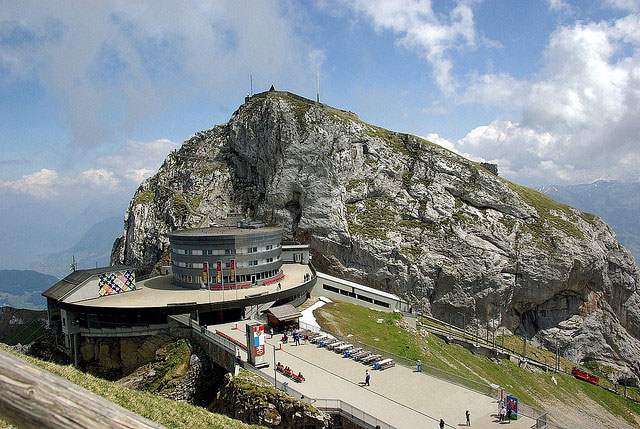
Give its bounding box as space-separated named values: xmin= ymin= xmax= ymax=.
xmin=112 ymin=90 xmax=640 ymax=382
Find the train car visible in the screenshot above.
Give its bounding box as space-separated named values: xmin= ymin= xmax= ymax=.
xmin=572 ymin=367 xmax=600 ymax=385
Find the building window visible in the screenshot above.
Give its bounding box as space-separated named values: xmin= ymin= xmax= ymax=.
xmin=247 ymin=247 xmax=257 ymax=253
xmin=206 ymin=250 xmax=213 ymax=255
xmin=266 ymin=244 xmax=273 ymax=250
xmin=225 ymin=249 xmax=233 ymax=254
xmin=266 ymin=257 xmax=273 ymax=263
xmin=323 ymin=284 xmax=340 ymax=293
xmin=249 ymin=260 xmax=258 ymax=266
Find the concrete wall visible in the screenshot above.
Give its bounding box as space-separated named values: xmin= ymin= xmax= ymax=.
xmin=64 ymin=278 xmax=101 ymax=303
xmin=281 ymin=245 xmax=309 ymax=264
xmin=189 ymin=327 xmax=238 ymax=374
xmin=65 ymin=273 xmax=137 ymax=304
xmin=312 ymin=273 xmax=409 ymax=312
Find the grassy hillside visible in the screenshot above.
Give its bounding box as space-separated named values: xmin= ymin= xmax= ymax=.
xmin=0 ymin=307 xmax=47 ymax=346
xmin=314 ymin=301 xmax=640 ymax=428
xmin=0 ymin=346 xmax=263 ymax=429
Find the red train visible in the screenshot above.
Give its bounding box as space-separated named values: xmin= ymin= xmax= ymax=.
xmin=572 ymin=367 xmax=599 ymax=385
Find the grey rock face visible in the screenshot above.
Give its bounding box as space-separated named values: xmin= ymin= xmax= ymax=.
xmin=111 ymin=91 xmax=640 ymax=381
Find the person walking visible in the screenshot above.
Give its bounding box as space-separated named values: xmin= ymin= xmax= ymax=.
xmin=294 ymin=330 xmax=300 ymax=346
xmin=439 ymin=418 xmax=445 ymax=429
xmin=465 ymin=410 xmax=470 ymax=426
xmin=364 ymin=370 xmax=370 ymax=386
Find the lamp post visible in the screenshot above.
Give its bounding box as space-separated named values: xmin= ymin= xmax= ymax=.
xmin=273 ymin=344 xmax=277 ymax=388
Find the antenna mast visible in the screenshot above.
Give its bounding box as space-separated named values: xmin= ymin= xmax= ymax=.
xmin=316 ymin=65 xmax=319 ymax=103
xmin=250 ymin=72 xmax=253 ymax=96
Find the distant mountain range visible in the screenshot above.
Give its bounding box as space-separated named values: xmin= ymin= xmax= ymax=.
xmin=537 ymin=180 xmax=640 ymax=264
xmin=29 ymin=215 xmax=123 ymax=278
xmin=0 ymin=214 xmax=122 ymax=310
xmin=0 ymin=270 xmax=58 ymax=310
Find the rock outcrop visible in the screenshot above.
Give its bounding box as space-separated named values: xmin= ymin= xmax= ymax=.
xmin=79 ymin=333 xmax=177 ymax=380
xmin=118 ymin=339 xmax=202 ymax=402
xmin=112 ymin=91 xmax=640 ymax=381
xmin=213 ymin=370 xmax=330 ymax=428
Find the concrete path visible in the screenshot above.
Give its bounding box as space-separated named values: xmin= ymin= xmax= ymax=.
xmin=214 ymin=320 xmax=535 ymax=429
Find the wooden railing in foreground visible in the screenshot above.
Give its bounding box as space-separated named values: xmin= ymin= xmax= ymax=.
xmin=0 ymin=349 xmax=165 ymax=429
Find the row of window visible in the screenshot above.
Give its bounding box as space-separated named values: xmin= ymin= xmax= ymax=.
xmin=173 ymin=244 xmax=278 ymax=256
xmin=173 ymin=268 xmax=280 ymax=285
xmin=322 ymin=284 xmax=391 ymax=308
xmin=173 ymin=255 xmax=280 ymax=269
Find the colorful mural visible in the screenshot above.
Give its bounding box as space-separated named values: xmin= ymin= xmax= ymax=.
xmin=98 ymin=270 xmax=136 ymax=296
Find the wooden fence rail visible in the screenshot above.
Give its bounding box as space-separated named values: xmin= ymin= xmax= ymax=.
xmin=0 ymin=349 xmax=165 ymax=429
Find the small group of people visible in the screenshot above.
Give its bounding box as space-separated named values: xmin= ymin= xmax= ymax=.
xmin=276 ymin=361 xmax=305 ymax=382
xmin=280 ymin=329 xmax=302 ymax=345
xmin=498 ymin=400 xmax=511 ymax=423
xmin=303 ymin=273 xmax=311 ymax=281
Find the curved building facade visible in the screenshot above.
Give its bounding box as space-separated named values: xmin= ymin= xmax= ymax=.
xmin=168 ymin=223 xmax=283 ymax=289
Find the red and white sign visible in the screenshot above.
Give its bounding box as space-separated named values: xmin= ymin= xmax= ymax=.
xmin=253 ymin=325 xmax=265 ymax=356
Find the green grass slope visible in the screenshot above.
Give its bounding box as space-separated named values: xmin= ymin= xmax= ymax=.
xmin=314 ymin=301 xmax=640 ymax=428
xmin=0 ymin=346 xmax=263 ymax=429
xmin=0 ymin=308 xmax=47 ymax=346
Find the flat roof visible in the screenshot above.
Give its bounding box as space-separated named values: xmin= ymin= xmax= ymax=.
xmin=282 ymin=244 xmax=310 ymax=250
xmin=267 ymin=303 xmax=302 ymax=321
xmin=43 ymin=265 xmax=133 ymax=301
xmin=316 ymin=271 xmax=404 ymax=302
xmin=169 ymin=225 xmax=282 ymax=237
xmin=63 ymin=263 xmax=311 ymax=309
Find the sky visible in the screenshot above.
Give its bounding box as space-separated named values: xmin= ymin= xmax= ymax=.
xmin=1 ymin=0 xmax=640 ymax=268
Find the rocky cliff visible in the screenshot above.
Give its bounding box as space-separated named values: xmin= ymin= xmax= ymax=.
xmin=213 ymin=370 xmax=330 ymax=428
xmin=112 ymin=90 xmax=640 ymax=381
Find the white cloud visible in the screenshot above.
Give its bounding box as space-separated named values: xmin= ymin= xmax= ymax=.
xmin=77 ymin=169 xmax=119 ymax=190
xmin=0 ymin=1 xmax=315 ymax=148
xmin=0 ymin=137 xmax=178 ymax=199
xmin=546 ymin=0 xmax=572 ymax=13
xmin=453 ymin=15 xmax=640 ymax=185
xmin=423 ymin=133 xmax=457 ymax=152
xmin=0 ymin=169 xmax=66 ymax=198
xmin=345 ymin=0 xmax=477 ymax=94
xmin=604 ymin=0 xmax=640 ymax=12
xmin=98 ymin=138 xmax=179 ymax=185
xmin=460 ymin=73 xmax=530 ymax=109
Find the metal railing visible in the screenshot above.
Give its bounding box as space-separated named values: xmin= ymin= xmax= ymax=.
xmin=308 ymin=323 xmax=557 ymax=426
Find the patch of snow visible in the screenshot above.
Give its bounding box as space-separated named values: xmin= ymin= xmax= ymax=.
xmin=300 ymin=297 xmax=329 ymax=328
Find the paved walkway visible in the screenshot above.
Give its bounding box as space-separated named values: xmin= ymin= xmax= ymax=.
xmin=214 ymin=320 xmax=535 ymax=429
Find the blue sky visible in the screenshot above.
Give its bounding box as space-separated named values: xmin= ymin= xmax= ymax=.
xmin=1 ymin=0 xmax=640 ymax=268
